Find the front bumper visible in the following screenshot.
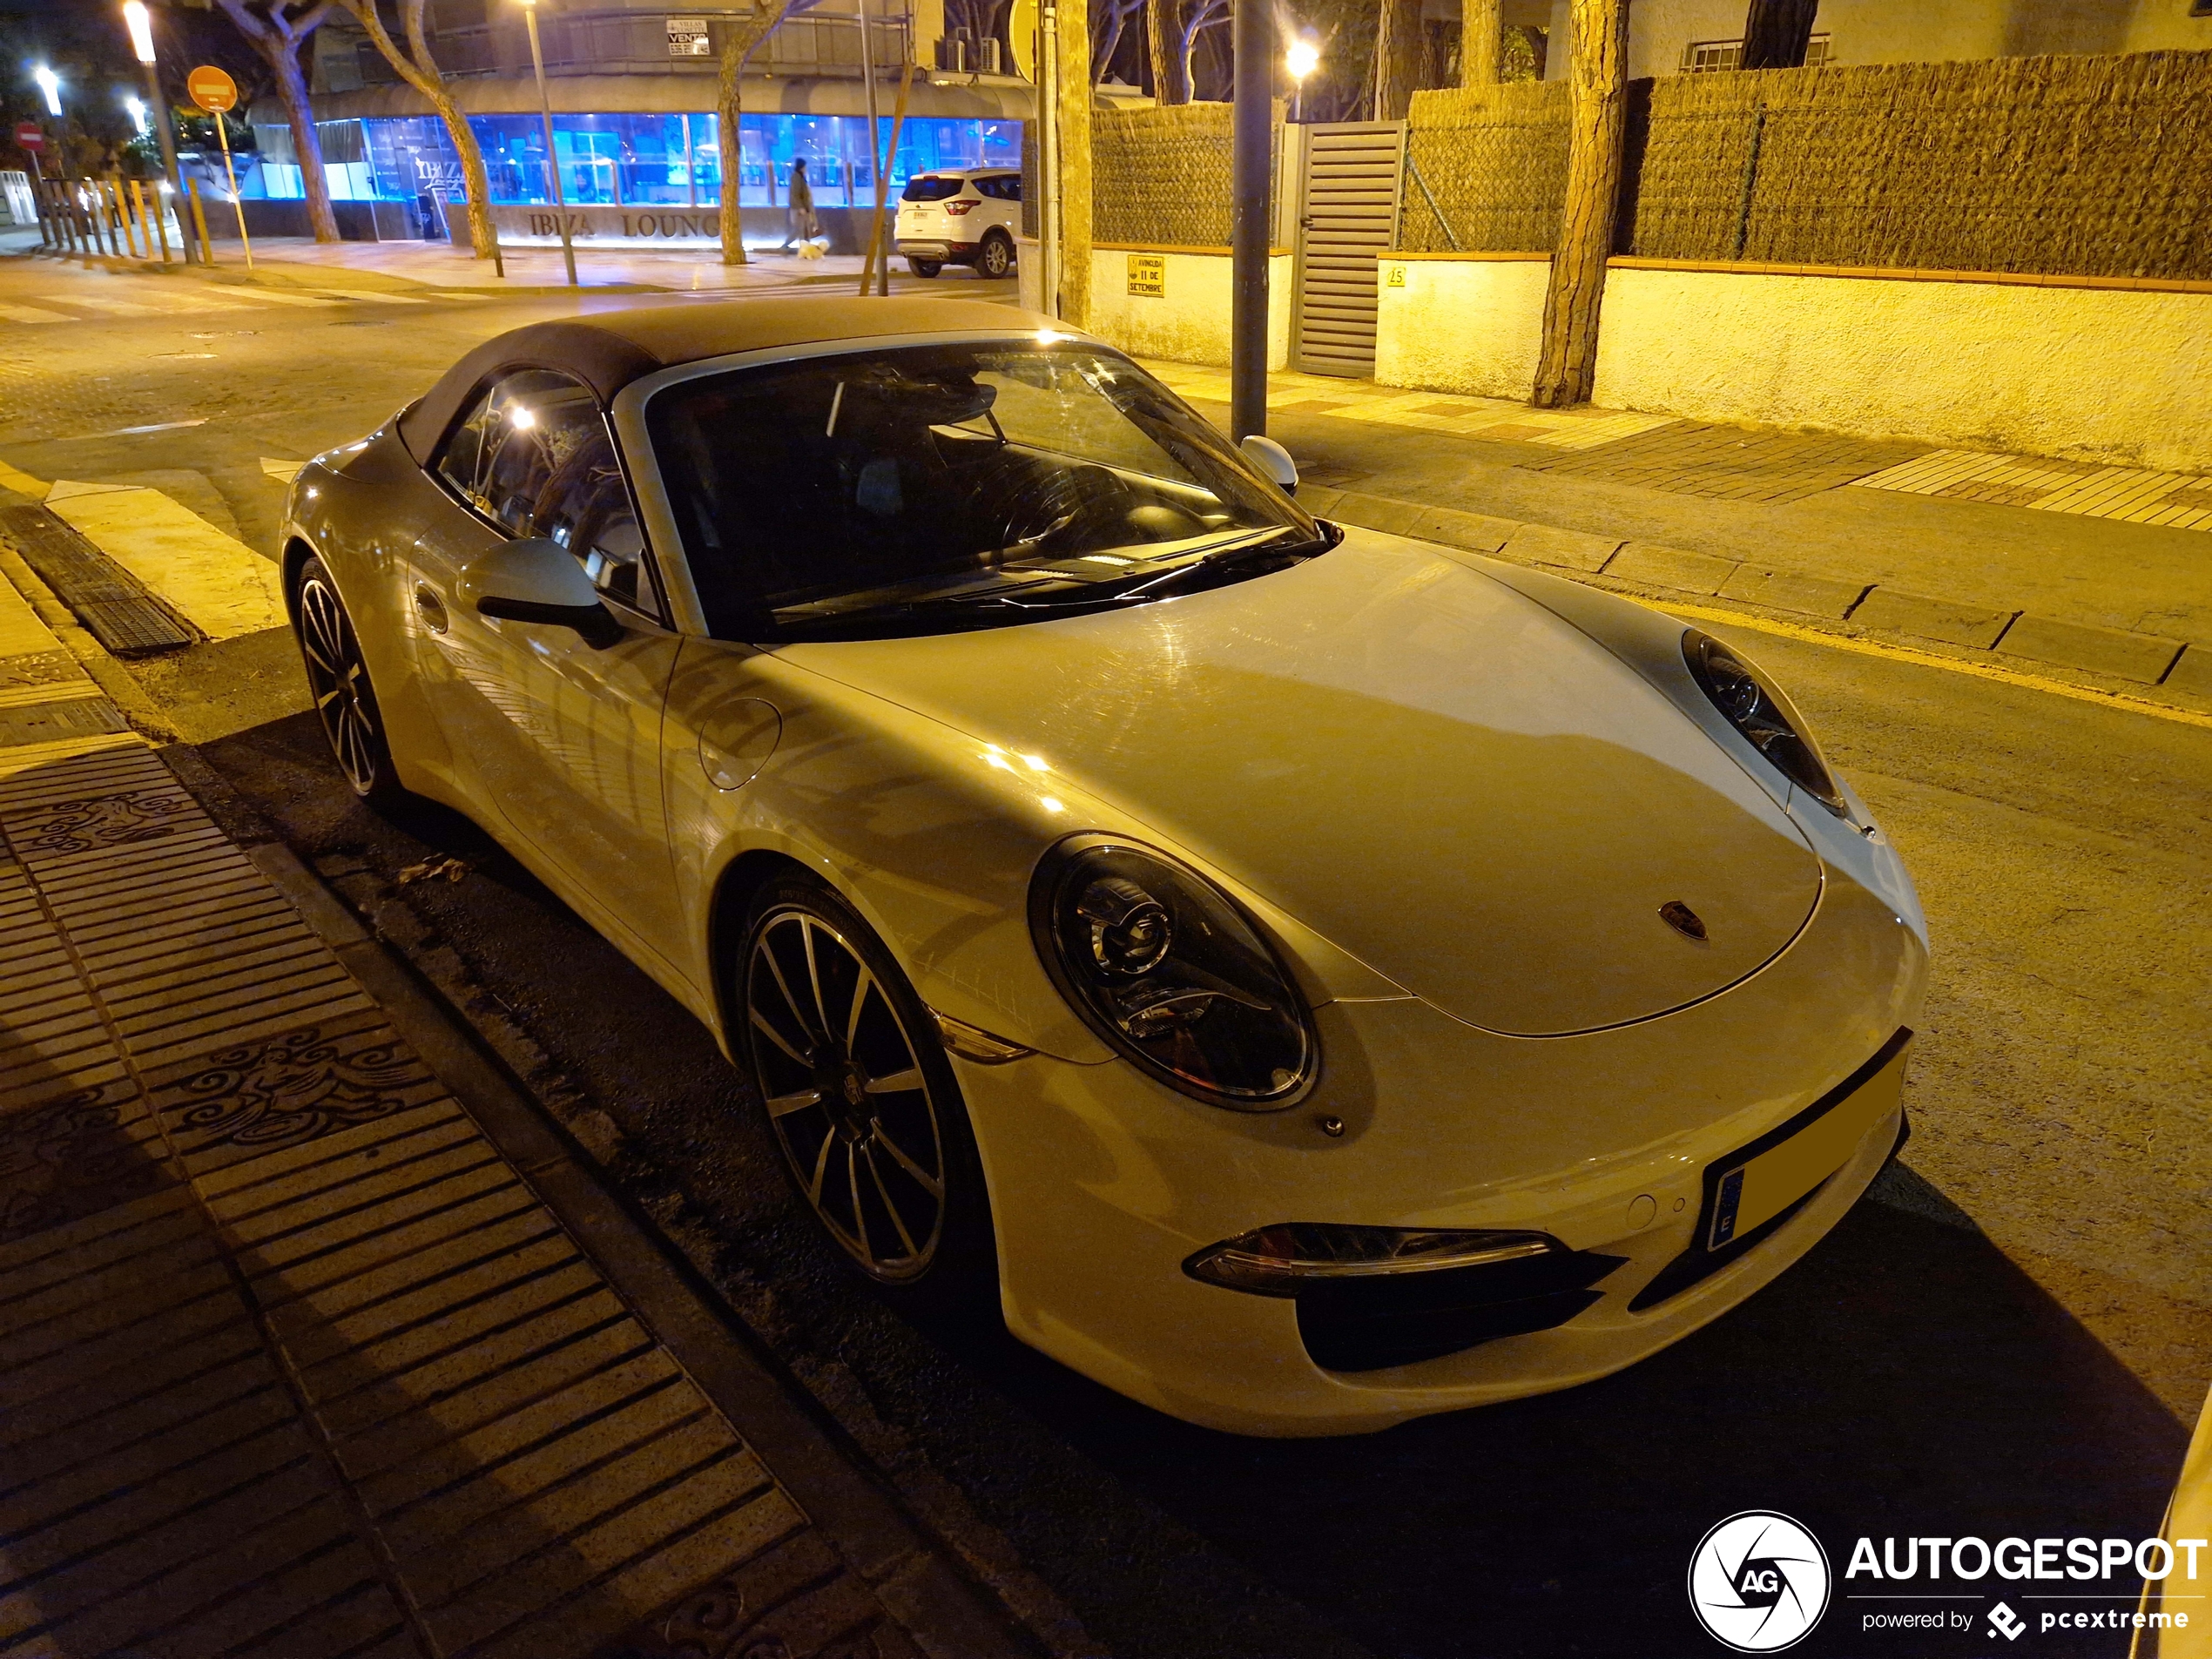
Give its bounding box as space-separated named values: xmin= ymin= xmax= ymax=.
xmin=956 ymin=856 xmax=1927 ymax=1435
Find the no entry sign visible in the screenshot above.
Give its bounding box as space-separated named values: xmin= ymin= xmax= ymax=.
xmin=186 ymin=65 xmax=238 ymax=113
xmin=13 ymin=122 xmax=42 ymax=152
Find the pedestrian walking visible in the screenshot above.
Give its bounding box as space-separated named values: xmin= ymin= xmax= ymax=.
xmin=781 ymin=156 xmax=817 ymax=253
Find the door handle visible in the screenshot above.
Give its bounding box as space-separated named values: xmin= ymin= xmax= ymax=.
xmin=413 ymin=582 xmax=448 ymax=635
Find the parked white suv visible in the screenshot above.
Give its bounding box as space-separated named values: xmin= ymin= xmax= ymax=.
xmin=894 ymin=167 xmax=1021 ymax=280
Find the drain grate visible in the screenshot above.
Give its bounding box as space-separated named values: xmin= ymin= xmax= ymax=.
xmin=0 ymin=693 xmax=129 ymax=745
xmin=0 ymin=504 xmax=197 ymax=656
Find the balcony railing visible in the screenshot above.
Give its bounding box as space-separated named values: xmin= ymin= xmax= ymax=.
xmin=352 ymin=9 xmax=912 ymax=85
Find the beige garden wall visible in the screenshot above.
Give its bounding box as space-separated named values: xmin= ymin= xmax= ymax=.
xmin=1371 ymin=253 xmax=2212 ymax=475
xmin=1592 ymin=265 xmax=2212 ymax=475
xmin=1372 ymin=254 xmax=1551 ymax=399
xmin=1084 ymin=247 xmax=1295 ymax=371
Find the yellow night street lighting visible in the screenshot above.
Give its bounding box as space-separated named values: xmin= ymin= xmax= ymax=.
xmin=1285 ymin=37 xmax=1319 ymax=121
xmin=124 ymin=1 xmax=157 ymax=64
xmin=32 ymin=64 xmax=62 ymax=116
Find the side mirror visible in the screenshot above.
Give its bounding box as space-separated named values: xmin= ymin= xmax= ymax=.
xmin=1239 ymin=434 xmax=1299 ymax=496
xmin=459 ymin=536 xmax=623 ymax=649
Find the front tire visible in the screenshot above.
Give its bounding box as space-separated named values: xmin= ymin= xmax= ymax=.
xmin=975 ymin=232 xmax=1014 ymax=280
xmin=907 ymin=257 xmax=942 ymax=278
xmin=738 ymin=874 xmax=998 ymax=1321
xmin=293 ymin=555 xmax=404 ymax=806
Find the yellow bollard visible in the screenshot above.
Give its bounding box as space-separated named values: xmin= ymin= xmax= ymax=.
xmin=189 ymin=179 xmax=216 ymax=266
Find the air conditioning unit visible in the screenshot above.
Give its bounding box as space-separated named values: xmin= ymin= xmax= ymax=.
xmin=977 ymin=37 xmax=1002 ymax=74
xmin=934 ymin=35 xmax=968 ymax=71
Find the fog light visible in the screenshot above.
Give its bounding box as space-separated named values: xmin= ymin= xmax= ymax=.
xmin=1184 ymin=1223 xmax=1557 ymax=1298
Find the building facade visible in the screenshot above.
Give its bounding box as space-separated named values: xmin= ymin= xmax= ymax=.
xmin=240 ymin=0 xmax=1036 ymax=246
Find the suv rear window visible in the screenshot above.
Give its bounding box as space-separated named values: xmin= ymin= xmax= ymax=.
xmin=901 ymin=175 xmax=967 ymax=202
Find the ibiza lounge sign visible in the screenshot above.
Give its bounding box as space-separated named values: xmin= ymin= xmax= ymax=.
xmin=488 ymin=204 xmax=723 ymax=245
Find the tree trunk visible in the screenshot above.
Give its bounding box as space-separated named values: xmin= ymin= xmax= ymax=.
xmin=1518 ymin=24 xmax=1548 ymax=78
xmin=1460 ymin=0 xmax=1498 ymax=87
xmin=335 ymin=0 xmax=496 ymax=258
xmin=266 ymin=34 xmax=338 ymax=240
xmin=1740 ymin=0 xmax=1817 ymax=68
xmin=1370 ymin=0 xmax=1419 ymax=120
xmin=1530 ymin=0 xmax=1626 ymax=408
xmin=718 ymin=31 xmax=749 ymax=264
xmin=1148 ymin=0 xmax=1190 ymax=105
xmin=425 ymin=84 xmax=496 ymax=258
xmin=1055 ymin=0 xmax=1091 ymax=326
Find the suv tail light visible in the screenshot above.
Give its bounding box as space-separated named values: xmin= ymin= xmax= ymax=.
xmin=944 ymin=199 xmax=975 ymax=216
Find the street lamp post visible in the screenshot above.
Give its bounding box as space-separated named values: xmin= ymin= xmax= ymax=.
xmin=30 ymin=67 xmax=72 ymax=253
xmin=1228 ymin=0 xmax=1271 ymax=442
xmin=517 ymin=0 xmax=579 ymax=287
xmin=122 ymin=2 xmax=192 ymax=262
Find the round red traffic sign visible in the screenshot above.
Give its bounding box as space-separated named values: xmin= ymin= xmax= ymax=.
xmin=186 ymin=64 xmax=238 ymax=113
xmin=12 ymin=122 xmax=43 ymax=152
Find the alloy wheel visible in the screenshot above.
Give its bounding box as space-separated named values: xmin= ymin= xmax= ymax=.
xmin=978 ymin=236 xmax=1012 ymax=279
xmin=745 ymin=907 xmax=948 ymax=1282
xmin=297 ymin=572 xmax=382 ymax=797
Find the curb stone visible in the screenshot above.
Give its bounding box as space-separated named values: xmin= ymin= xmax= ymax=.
xmin=1313 ymin=489 xmax=2212 ymax=709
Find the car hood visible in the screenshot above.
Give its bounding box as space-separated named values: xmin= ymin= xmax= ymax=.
xmin=777 ymin=530 xmax=1824 ymax=1036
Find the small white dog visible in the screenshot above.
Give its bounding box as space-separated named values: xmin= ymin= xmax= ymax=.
xmin=797 ymin=238 xmax=826 ymax=261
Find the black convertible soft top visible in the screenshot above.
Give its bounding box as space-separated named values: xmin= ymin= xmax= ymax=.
xmin=395 ymin=294 xmax=1043 ymax=464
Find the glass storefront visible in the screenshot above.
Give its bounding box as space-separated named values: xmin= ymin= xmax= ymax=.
xmin=248 ymin=111 xmax=1021 ymax=206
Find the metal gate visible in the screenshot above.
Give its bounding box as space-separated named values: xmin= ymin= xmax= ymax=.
xmin=1291 ymin=121 xmax=1406 ymax=378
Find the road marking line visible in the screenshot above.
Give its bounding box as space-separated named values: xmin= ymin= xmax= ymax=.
xmin=1653 ymin=597 xmax=2212 ymax=732
xmin=0 ymin=304 xmax=74 ymax=324
xmin=313 ymin=288 xmax=427 ymax=305
xmin=84 ymin=420 xmax=211 ymax=438
xmin=0 ymin=461 xmax=45 ymax=496
xmin=226 ymin=288 xmax=341 ymax=307
xmin=44 ymin=482 xmax=287 ymax=641
xmin=260 ymin=459 xmax=304 ymax=483
xmin=38 ymin=294 xmax=172 ymax=317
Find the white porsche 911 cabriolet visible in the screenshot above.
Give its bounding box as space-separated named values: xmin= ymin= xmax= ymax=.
xmin=282 ymin=295 xmax=1926 ymax=1435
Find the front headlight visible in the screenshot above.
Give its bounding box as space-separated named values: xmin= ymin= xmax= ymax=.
xmin=1682 ymin=630 xmax=1847 ymax=816
xmin=1029 ymin=836 xmax=1316 ymax=1109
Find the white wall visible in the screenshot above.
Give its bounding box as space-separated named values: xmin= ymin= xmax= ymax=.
xmin=1085 ymin=248 xmax=1295 ymax=369
xmin=1593 ymin=266 xmax=2212 ymax=475
xmin=1373 ymin=255 xmax=1550 ymax=397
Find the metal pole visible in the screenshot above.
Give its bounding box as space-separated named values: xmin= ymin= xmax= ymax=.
xmin=857 ymin=0 xmax=885 ymax=291
xmin=682 ymin=111 xmax=696 ymax=209
xmin=28 ymin=152 xmax=50 ymax=248
xmin=138 ymin=55 xmax=193 ymax=262
xmin=213 ymin=115 xmax=253 ymax=269
xmin=1229 ymin=0 xmax=1270 ymax=440
xmin=523 ymin=4 xmax=579 ymax=287
xmin=1038 ymin=0 xmax=1059 ymax=316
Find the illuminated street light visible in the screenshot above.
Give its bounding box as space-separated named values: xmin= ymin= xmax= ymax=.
xmin=1285 ymin=36 xmax=1319 ymax=122
xmin=32 ymin=64 xmax=62 ymax=116
xmin=125 ymin=94 xmax=148 ymax=135
xmin=124 ymin=1 xmax=157 ymax=63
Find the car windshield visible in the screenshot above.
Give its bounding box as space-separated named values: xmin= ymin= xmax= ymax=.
xmin=644 ymin=340 xmax=1327 ymax=641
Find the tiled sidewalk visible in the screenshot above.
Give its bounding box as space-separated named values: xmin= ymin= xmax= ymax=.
xmin=0 ymin=612 xmax=946 ymax=1654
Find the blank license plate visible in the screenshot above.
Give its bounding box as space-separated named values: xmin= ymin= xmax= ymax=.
xmin=1708 ymin=1035 xmax=1911 ymax=1250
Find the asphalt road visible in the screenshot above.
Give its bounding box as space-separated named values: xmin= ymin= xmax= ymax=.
xmin=3 ymin=253 xmax=2202 ymax=1659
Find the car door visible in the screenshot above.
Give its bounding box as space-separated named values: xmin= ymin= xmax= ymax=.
xmin=408 ymin=368 xmax=693 ymax=991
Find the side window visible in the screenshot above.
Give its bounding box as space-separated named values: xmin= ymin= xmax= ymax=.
xmin=435 ymin=368 xmax=662 ymax=619
xmin=995 ymin=174 xmax=1022 ymax=202
xmin=435 ymin=368 xmax=596 ymax=533
xmin=534 ymin=430 xmax=657 ymax=616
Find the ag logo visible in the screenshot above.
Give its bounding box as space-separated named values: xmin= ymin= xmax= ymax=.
xmin=1689 ymin=1511 xmax=1831 ymax=1652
